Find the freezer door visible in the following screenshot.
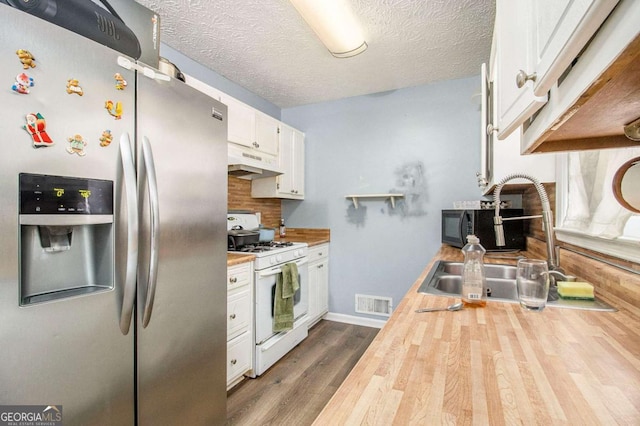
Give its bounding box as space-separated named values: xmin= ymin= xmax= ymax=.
xmin=0 ymin=5 xmax=135 ymax=424
xmin=135 ymin=74 xmax=228 ymax=424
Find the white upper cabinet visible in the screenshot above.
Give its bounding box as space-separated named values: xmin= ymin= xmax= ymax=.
xmin=478 ymin=60 xmax=556 ymax=195
xmin=523 ymin=0 xmax=640 ymax=153
xmin=530 ymin=0 xmax=619 ymax=97
xmin=252 ymin=123 xmax=305 ymax=199
xmin=221 ymin=95 xmax=279 ymax=157
xmin=494 ymin=0 xmax=547 ymax=140
xmin=222 ymin=94 xmax=256 ymax=148
xmin=254 ymin=111 xmax=279 ymax=157
xmin=494 ymin=0 xmax=618 ymax=141
xmin=277 ymin=124 xmax=305 ymax=198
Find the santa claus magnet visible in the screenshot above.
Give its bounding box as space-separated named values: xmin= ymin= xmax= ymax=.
xmin=12 ymin=73 xmax=34 ymax=94
xmin=23 ymin=113 xmax=54 ymax=148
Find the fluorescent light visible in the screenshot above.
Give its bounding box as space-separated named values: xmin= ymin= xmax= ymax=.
xmin=289 ymin=0 xmax=368 ymax=58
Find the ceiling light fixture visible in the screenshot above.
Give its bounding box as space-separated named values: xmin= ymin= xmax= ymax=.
xmin=289 ymin=0 xmax=368 ymax=58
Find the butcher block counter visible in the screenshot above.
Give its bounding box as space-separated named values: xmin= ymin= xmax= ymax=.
xmin=313 ymin=244 xmax=640 ymax=425
xmin=227 ymin=253 xmax=255 ymax=267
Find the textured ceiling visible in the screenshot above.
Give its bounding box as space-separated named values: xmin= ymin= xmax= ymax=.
xmin=134 ymin=0 xmax=495 ymax=108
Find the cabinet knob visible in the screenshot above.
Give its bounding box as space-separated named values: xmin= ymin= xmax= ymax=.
xmin=486 ymin=123 xmax=498 ymax=135
xmin=318 ymin=264 xmax=323 ymax=269
xmin=229 ymin=313 xmax=236 ymax=319
xmin=252 ymin=141 xmax=260 ymax=148
xmin=229 ymin=277 xmax=237 ymax=284
xmin=516 ymin=70 xmax=537 ymax=88
xmin=230 ymin=359 xmax=237 ymax=365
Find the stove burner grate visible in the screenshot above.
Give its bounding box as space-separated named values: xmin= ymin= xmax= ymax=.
xmin=229 ymin=241 xmax=294 ymax=253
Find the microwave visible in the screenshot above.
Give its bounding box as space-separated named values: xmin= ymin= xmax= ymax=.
xmin=441 ymin=209 xmax=526 ymax=251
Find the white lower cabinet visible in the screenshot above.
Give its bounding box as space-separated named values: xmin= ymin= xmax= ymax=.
xmin=227 ymin=262 xmax=253 ymax=389
xmin=307 ymin=244 xmax=329 ymax=328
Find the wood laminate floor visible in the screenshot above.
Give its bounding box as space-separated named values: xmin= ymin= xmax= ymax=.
xmin=226 ymin=320 xmax=379 ymax=426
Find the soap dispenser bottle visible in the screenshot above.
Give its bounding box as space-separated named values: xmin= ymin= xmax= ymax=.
xmin=279 ymin=218 xmax=286 ymax=238
xmin=461 ymin=234 xmax=487 ymax=307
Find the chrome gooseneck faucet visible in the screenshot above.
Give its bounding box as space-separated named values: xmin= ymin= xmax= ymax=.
xmin=492 ymin=173 xmax=559 ymax=270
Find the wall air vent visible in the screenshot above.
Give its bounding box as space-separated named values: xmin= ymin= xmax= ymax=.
xmin=355 ymin=294 xmax=392 ymax=317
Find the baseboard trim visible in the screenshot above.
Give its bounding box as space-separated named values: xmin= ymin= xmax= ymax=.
xmin=323 ymin=312 xmax=387 ymax=329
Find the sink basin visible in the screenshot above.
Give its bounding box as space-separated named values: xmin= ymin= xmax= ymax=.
xmin=418 ymin=261 xmax=616 ymax=312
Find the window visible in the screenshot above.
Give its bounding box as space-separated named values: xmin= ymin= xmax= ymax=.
xmin=555 ymin=147 xmax=640 ymax=263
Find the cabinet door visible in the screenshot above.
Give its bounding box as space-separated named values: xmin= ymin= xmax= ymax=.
xmin=223 ymin=95 xmax=255 ymax=148
xmin=495 ymin=0 xmax=547 ymax=140
xmin=253 ymin=124 xmax=305 ymax=199
xmin=227 ymin=289 xmax=251 ymax=340
xmin=254 ymin=112 xmax=279 ymax=156
xmin=316 ymin=260 xmax=328 ymax=315
xmin=227 ymin=263 xmax=252 ymax=292
xmin=307 ymin=244 xmax=329 ymax=326
xmin=277 ymin=125 xmax=295 ymax=195
xmin=481 ymin=60 xmax=556 ymax=194
xmin=291 ymin=128 xmax=305 ymax=197
xmin=308 ymin=260 xmax=320 ymax=323
xmin=531 ymin=0 xmax=619 ymax=96
xmin=227 ymin=332 xmax=252 ymax=387
xmin=308 ymin=259 xmax=328 ymax=324
xmin=277 ymin=125 xmax=305 ymax=197
xmin=478 ymin=63 xmax=491 ymax=192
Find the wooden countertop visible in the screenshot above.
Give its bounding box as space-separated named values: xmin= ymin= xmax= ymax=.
xmin=313 ymin=245 xmax=640 ymax=425
xmin=226 ymin=253 xmax=255 ymax=267
xmin=278 ymin=228 xmax=330 ymax=247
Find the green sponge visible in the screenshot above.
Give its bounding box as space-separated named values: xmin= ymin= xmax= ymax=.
xmin=557 ymin=281 xmax=595 ymax=300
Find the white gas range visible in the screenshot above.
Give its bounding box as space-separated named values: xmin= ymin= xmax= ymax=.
xmin=227 ymin=213 xmax=309 ymax=377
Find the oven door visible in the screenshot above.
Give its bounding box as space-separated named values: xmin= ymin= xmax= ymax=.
xmin=254 ymin=257 xmax=309 ymax=345
xmin=441 ymin=210 xmax=473 ymax=248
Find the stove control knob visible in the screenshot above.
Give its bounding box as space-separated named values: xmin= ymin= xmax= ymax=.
xmin=294 ymin=249 xmax=301 ymax=257
xmin=276 ymin=254 xmax=283 ymax=263
xmin=270 ymin=257 xmax=276 ymax=265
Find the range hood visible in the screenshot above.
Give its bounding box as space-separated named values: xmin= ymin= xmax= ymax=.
xmin=228 ymin=144 xmax=283 ymax=180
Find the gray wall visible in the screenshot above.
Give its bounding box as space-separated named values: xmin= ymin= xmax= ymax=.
xmin=160 ymin=44 xmax=281 ymax=119
xmin=281 ymin=77 xmax=482 ymax=319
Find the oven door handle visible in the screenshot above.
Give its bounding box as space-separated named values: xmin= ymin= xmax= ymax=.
xmin=257 ymin=258 xmax=308 ymax=277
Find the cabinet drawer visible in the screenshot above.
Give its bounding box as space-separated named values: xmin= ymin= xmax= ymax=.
xmin=227 ymin=262 xmax=252 ymax=291
xmin=227 ymin=332 xmax=252 ymax=383
xmin=308 ymin=244 xmax=329 ymax=261
xmin=227 ymin=288 xmax=251 ymax=340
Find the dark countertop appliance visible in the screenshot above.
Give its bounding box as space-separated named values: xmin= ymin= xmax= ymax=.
xmin=442 ymin=209 xmax=526 ymax=251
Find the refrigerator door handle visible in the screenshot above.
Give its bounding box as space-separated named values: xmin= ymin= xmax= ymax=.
xmin=119 ymin=134 xmax=139 ymax=335
xmin=141 ymin=137 xmax=160 ymax=328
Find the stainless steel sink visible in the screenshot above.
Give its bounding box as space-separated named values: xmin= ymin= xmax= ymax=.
xmin=418 ymin=261 xmax=616 ymax=312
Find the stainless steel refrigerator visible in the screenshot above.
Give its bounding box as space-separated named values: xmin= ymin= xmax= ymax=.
xmin=0 ymin=4 xmax=227 ymax=425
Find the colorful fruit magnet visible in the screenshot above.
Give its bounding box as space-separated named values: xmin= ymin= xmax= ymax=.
xmin=12 ymin=73 xmax=34 ymax=94
xmin=23 ymin=113 xmax=54 ymax=148
xmin=67 ymin=134 xmax=87 ymax=156
xmin=99 ymin=130 xmax=113 ymax=147
xmin=66 ymin=79 xmax=84 ymax=96
xmin=105 ymin=100 xmax=122 ymax=120
xmin=114 ymin=73 xmax=127 ymax=90
xmin=16 ymin=49 xmax=36 ymax=69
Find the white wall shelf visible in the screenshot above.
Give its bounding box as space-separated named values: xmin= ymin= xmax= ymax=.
xmin=345 ymin=194 xmax=404 ymax=209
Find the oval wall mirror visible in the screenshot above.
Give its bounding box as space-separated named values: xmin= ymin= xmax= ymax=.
xmin=613 ymin=156 xmax=640 ymax=213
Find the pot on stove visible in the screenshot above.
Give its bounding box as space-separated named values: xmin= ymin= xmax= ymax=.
xmin=258 ymin=227 xmax=276 ymax=242
xmin=228 ymin=226 xmax=260 ymax=250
